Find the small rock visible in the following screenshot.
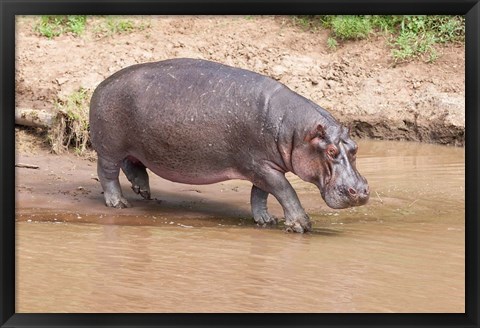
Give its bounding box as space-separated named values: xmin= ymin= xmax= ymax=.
xmin=270 ymin=65 xmax=286 ymax=80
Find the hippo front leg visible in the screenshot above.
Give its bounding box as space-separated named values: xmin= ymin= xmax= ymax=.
xmin=97 ymin=156 xmax=130 ymax=208
xmin=251 ymin=185 xmax=278 ymax=227
xmin=252 ymin=168 xmax=312 ymax=233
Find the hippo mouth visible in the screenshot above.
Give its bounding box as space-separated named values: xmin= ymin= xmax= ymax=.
xmin=326 ymin=185 xmax=369 ymax=209
xmin=319 ymin=176 xmax=370 ymax=209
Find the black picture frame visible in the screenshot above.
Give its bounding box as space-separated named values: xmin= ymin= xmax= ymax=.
xmin=1 ymin=1 xmax=478 ymax=327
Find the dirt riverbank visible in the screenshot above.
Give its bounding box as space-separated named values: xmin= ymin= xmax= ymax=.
xmin=15 ymin=15 xmax=465 ymax=148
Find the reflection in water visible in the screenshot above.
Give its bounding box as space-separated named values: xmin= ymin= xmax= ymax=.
xmin=16 ymin=140 xmax=464 ymax=313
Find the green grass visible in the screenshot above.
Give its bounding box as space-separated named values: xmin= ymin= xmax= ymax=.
xmin=294 ymin=15 xmax=465 ymax=62
xmin=105 ymin=17 xmax=136 ymax=33
xmin=35 ymin=15 xmax=151 ymax=39
xmin=391 ymin=30 xmax=437 ymax=62
xmin=390 ymin=15 xmax=463 ymax=62
xmin=328 ymin=16 xmax=373 ymax=40
xmin=93 ymin=16 xmax=150 ymax=38
xmin=35 ymin=15 xmax=87 ymax=38
xmin=326 ymin=37 xmax=338 ymax=50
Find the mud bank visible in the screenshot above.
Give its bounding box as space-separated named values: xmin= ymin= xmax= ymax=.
xmin=15 ymin=16 xmax=465 ymax=147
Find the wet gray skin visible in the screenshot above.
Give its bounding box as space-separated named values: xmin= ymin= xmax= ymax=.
xmin=89 ymin=58 xmax=369 ymax=233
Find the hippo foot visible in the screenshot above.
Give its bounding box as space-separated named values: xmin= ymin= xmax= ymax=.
xmin=253 ymin=212 xmax=278 ymax=227
xmin=105 ymin=195 xmax=131 ymax=209
xmin=285 ymin=215 xmax=312 ymax=233
xmin=131 ymin=185 xmax=151 ymax=200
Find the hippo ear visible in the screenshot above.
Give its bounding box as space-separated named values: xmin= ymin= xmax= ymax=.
xmin=305 ymin=124 xmax=325 ymax=143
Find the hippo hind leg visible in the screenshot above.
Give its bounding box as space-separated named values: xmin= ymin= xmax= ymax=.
xmin=97 ymin=156 xmax=130 ymax=208
xmin=250 ymin=185 xmax=278 ymax=227
xmin=121 ymin=156 xmax=151 ymax=200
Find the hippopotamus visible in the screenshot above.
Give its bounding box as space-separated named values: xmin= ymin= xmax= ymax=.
xmin=89 ymin=58 xmax=369 ymax=233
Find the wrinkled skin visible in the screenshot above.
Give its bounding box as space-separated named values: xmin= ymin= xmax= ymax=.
xmin=90 ymin=58 xmax=369 ymax=233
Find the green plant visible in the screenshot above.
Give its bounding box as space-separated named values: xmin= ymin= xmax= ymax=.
xmin=368 ymin=15 xmax=403 ymax=34
xmin=329 ymin=15 xmax=372 ymax=40
xmin=35 ymin=15 xmax=86 ymax=38
xmin=389 ymin=16 xmax=462 ymax=62
xmin=292 ymin=15 xmax=464 ymax=62
xmin=106 ymin=17 xmax=135 ymax=33
xmin=391 ymin=29 xmax=437 ymax=62
xmin=67 ymin=15 xmax=87 ymax=35
xmin=93 ymin=16 xmax=150 ymax=38
xmin=327 ymin=37 xmax=338 ymax=50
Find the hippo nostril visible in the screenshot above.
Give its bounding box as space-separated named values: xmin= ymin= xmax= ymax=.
xmin=348 ymin=187 xmax=357 ymax=196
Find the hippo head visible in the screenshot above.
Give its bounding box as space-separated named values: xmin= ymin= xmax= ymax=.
xmin=292 ymin=123 xmax=369 ymax=209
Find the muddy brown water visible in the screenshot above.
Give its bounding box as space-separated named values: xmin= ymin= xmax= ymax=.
xmin=16 ymin=140 xmax=464 ymax=313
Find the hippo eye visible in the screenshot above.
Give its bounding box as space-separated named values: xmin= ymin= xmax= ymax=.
xmin=326 ymin=145 xmax=338 ymax=158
